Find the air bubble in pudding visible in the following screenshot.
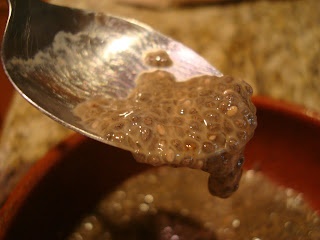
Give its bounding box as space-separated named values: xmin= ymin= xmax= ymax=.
xmin=74 ymin=57 xmax=257 ymax=198
xmin=144 ymin=50 xmax=173 ymax=67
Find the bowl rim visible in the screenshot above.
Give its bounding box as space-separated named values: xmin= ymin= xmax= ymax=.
xmin=253 ymin=96 xmax=320 ymax=128
xmin=0 ymin=95 xmax=320 ymax=239
xmin=0 ymin=134 xmax=87 ymax=239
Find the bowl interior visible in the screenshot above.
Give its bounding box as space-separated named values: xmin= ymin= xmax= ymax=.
xmin=0 ymin=96 xmax=320 ymax=240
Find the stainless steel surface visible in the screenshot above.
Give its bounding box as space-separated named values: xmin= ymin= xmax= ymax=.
xmin=1 ymin=0 xmax=221 ymax=147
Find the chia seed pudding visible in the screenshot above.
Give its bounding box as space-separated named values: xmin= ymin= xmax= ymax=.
xmin=66 ymin=169 xmax=320 ymax=240
xmin=73 ymin=68 xmax=256 ymax=198
xmin=144 ymin=50 xmax=173 ymax=67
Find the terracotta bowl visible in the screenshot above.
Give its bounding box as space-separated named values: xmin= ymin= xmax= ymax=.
xmin=0 ymin=96 xmax=320 ymax=240
xmin=0 ymin=3 xmax=14 ymax=133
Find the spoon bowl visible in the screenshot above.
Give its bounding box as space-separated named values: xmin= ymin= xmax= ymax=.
xmin=1 ymin=0 xmax=221 ymax=145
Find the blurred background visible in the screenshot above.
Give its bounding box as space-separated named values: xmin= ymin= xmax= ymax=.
xmin=0 ymin=0 xmax=319 ymax=205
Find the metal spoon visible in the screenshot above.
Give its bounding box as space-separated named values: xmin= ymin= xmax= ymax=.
xmin=1 ymin=0 xmax=222 ymax=145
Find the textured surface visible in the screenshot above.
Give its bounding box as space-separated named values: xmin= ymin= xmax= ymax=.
xmin=0 ymin=0 xmax=319 ymax=205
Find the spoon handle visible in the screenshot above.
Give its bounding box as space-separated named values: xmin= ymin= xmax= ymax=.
xmin=3 ymin=0 xmax=46 ymax=59
xmin=2 ymin=0 xmax=93 ymax=60
xmin=6 ymin=0 xmax=39 ymax=9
